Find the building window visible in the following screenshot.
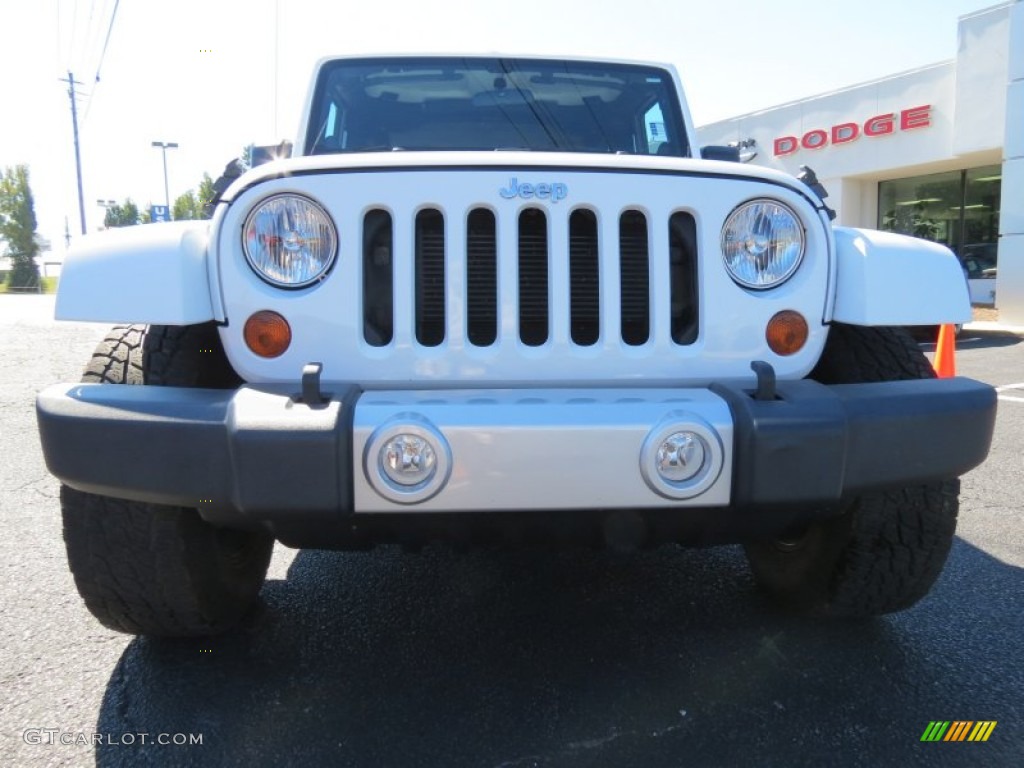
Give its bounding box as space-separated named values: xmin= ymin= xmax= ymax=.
xmin=878 ymin=165 xmax=1001 ymax=272
xmin=961 ymin=167 xmax=1001 ymax=281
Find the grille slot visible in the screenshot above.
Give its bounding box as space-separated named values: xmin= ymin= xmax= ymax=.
xmin=669 ymin=212 xmax=699 ymax=345
xmin=362 ymin=209 xmax=393 ymax=346
xmin=466 ymin=209 xmax=498 ymax=347
xmin=415 ymin=209 xmax=446 ymax=347
xmin=569 ymin=209 xmax=600 ymax=346
xmin=518 ymin=208 xmax=549 ymax=347
xmin=619 ymin=210 xmax=650 ymax=346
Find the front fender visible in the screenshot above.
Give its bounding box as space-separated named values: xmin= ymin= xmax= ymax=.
xmin=56 ymin=221 xmax=215 ymax=324
xmin=831 ymin=227 xmax=971 ymax=326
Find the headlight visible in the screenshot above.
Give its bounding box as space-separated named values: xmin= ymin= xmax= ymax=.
xmin=721 ymin=199 xmax=805 ymax=289
xmin=243 ymin=194 xmax=337 ymax=288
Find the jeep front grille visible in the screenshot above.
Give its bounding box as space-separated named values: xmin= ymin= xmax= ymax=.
xmin=362 ymin=206 xmax=698 ymax=349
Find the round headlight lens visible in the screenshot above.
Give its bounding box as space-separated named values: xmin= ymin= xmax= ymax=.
xmin=721 ymin=199 xmax=805 ymax=289
xmin=242 ymin=194 xmax=337 ymax=288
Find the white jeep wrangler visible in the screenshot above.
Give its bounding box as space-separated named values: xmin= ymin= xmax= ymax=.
xmin=37 ymin=55 xmax=996 ymax=636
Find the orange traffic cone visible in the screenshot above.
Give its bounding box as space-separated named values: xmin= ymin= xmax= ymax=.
xmin=933 ymin=323 xmax=956 ymax=378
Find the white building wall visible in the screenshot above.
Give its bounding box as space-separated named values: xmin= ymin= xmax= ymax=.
xmin=698 ymin=61 xmax=961 ymax=226
xmin=697 ymin=2 xmax=1019 ymax=315
xmin=998 ymin=0 xmax=1024 ymax=323
xmin=953 ymin=4 xmax=1013 ymax=155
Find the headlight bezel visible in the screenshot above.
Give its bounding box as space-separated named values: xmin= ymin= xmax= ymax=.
xmin=720 ymin=198 xmax=806 ymax=290
xmin=242 ymin=193 xmax=338 ymax=289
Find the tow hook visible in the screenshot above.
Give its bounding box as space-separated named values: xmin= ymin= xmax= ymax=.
xmin=750 ymin=360 xmax=778 ymax=401
xmin=300 ymin=362 xmax=327 ymax=405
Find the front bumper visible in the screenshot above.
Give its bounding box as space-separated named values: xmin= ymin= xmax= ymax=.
xmin=36 ymin=377 xmax=996 ymax=545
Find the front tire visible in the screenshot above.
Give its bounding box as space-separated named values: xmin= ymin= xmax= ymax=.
xmin=61 ymin=324 xmax=272 ymax=636
xmin=744 ymin=325 xmax=960 ymax=617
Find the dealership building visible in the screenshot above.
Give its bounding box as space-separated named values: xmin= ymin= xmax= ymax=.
xmin=699 ymin=1 xmax=1024 ymax=323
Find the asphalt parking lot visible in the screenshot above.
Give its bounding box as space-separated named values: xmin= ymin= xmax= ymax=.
xmin=1 ymin=295 xmax=1021 ymax=767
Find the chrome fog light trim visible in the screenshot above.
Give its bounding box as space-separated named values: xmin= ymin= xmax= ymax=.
xmin=640 ymin=413 xmax=724 ymax=499
xmin=364 ymin=415 xmax=452 ymax=504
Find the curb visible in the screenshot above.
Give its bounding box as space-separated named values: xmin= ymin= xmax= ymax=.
xmin=962 ymin=321 xmax=1024 ymax=337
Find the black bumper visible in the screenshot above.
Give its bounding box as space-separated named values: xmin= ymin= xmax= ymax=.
xmin=36 ymin=377 xmax=996 ymax=544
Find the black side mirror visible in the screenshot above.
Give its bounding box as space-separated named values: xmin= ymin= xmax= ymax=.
xmin=700 ymin=145 xmax=741 ymax=162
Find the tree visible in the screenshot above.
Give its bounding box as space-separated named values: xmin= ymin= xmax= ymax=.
xmin=173 ymin=173 xmax=216 ymax=221
xmin=172 ymin=190 xmax=201 ymax=221
xmin=197 ymin=173 xmax=216 ymax=213
xmin=0 ymin=165 xmax=41 ymax=288
xmin=104 ymin=199 xmax=140 ymax=228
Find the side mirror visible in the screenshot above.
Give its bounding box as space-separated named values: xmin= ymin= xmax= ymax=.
xmin=700 ymin=145 xmax=741 ymax=163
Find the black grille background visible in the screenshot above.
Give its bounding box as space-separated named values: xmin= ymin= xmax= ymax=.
xmin=362 ymin=206 xmax=698 ymax=349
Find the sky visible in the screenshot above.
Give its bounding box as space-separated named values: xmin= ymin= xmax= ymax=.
xmin=0 ymin=0 xmax=1006 ymax=257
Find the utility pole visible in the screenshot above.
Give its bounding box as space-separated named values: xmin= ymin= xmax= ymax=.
xmin=60 ymin=72 xmax=88 ymax=236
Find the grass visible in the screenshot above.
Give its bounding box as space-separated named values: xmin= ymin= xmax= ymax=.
xmin=0 ymin=276 xmax=58 ymax=294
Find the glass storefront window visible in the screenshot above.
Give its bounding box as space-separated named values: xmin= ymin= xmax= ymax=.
xmin=961 ymin=166 xmax=1001 ymax=279
xmin=879 ymin=164 xmax=1001 ymax=305
xmin=878 ymin=170 xmax=963 ymax=249
xmin=878 ymin=164 xmax=1001 ymax=271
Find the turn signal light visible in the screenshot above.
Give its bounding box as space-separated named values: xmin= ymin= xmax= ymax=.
xmin=244 ymin=310 xmax=291 ymax=358
xmin=765 ymin=310 xmax=808 ymax=356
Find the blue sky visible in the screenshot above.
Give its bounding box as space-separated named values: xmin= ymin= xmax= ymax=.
xmin=0 ymin=0 xmax=1005 ymax=253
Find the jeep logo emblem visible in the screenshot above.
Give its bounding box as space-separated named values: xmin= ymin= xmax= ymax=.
xmin=499 ymin=177 xmax=568 ymax=203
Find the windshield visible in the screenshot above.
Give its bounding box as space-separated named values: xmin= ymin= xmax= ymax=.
xmin=306 ymin=57 xmax=689 ymax=157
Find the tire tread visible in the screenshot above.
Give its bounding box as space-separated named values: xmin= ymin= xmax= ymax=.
xmin=61 ymin=324 xmax=270 ymax=637
xmin=745 ymin=324 xmax=959 ymax=617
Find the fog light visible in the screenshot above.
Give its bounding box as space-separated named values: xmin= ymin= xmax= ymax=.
xmin=640 ymin=414 xmax=724 ymax=500
xmin=381 ymin=434 xmax=437 ymax=487
xmin=655 ymin=432 xmax=705 ymax=483
xmin=364 ymin=416 xmax=452 ymax=504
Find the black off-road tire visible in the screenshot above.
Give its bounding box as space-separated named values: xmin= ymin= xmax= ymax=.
xmin=62 ymin=324 xmax=273 ymax=636
xmin=744 ymin=324 xmax=960 ymax=617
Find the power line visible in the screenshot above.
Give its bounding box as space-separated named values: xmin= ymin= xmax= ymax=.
xmin=55 ymin=0 xmax=63 ymax=71
xmin=68 ymin=0 xmax=81 ymax=70
xmin=83 ymin=0 xmax=98 ymax=64
xmin=81 ymin=0 xmax=119 ymax=124
xmin=92 ymin=0 xmax=119 ymax=84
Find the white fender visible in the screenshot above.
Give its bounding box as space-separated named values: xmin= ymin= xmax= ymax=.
xmin=831 ymin=227 xmax=971 ymax=326
xmin=55 ymin=221 xmax=215 ymax=324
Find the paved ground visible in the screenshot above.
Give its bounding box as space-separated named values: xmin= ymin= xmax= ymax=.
xmin=1 ymin=295 xmax=1021 ymax=767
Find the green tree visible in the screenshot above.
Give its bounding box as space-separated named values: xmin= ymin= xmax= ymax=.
xmin=197 ymin=173 xmax=216 ymax=212
xmin=0 ymin=165 xmax=41 ymax=288
xmin=173 ymin=173 xmax=217 ymax=221
xmin=104 ymin=199 xmax=140 ymax=228
xmin=172 ymin=190 xmax=201 ymax=221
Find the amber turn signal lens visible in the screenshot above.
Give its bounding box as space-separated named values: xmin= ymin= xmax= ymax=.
xmin=244 ymin=311 xmax=291 ymax=358
xmin=765 ymin=310 xmax=808 ymax=356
